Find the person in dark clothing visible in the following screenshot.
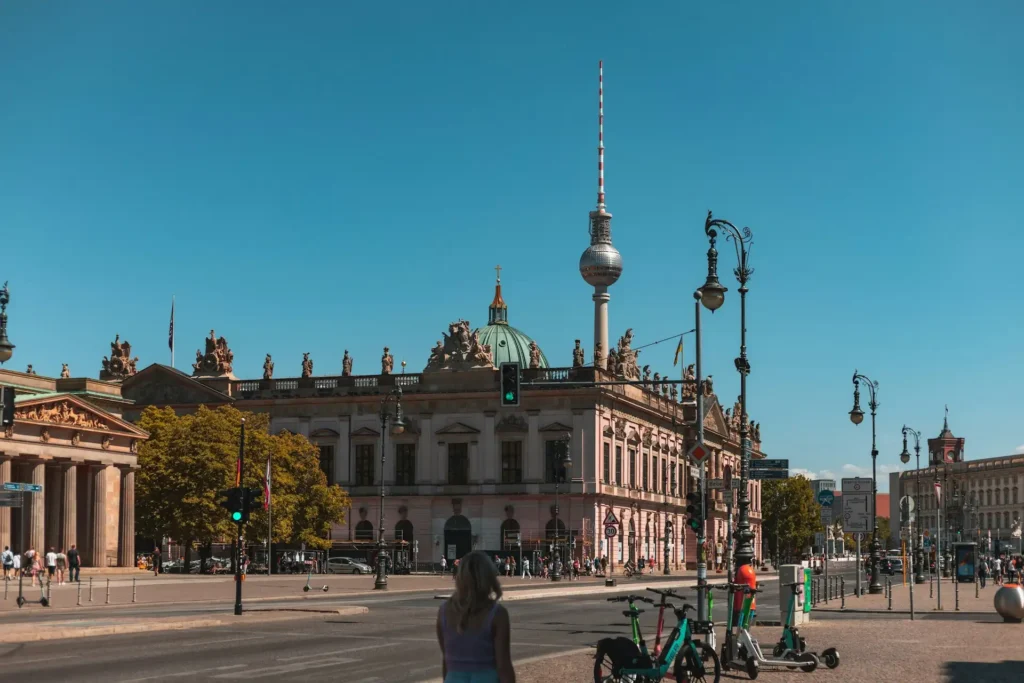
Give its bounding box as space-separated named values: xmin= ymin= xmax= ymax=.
xmin=67 ymin=544 xmax=81 ymax=582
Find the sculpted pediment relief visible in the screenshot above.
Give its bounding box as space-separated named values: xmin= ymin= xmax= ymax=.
xmin=702 ymin=397 xmax=729 ymax=436
xmin=603 ymin=424 xmax=614 ymax=438
xmin=436 ymin=421 xmax=480 ymax=435
xmin=14 ymin=395 xmax=147 ymax=437
xmin=626 ymin=429 xmax=641 ymax=444
xmin=613 ymin=418 xmax=627 ymax=440
xmin=122 ymin=364 xmax=233 ymax=407
xmin=496 ymin=414 xmax=528 ymax=433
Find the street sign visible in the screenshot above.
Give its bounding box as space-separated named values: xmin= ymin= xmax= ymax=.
xmin=900 ymin=496 xmax=915 ymax=514
xmin=0 ymin=491 xmax=23 ymax=507
xmin=817 ymin=490 xmax=835 ymax=507
xmin=721 ymin=490 xmax=734 ymax=505
xmin=687 ymin=442 xmax=710 ymax=464
xmin=603 ymin=509 xmax=620 ymax=526
xmin=750 ymin=459 xmax=788 ymax=480
xmin=820 ymin=507 xmax=832 ymax=524
xmin=604 ymin=525 xmax=618 ymax=538
xmin=2 ymin=482 xmax=42 ymax=493
xmin=708 ymin=478 xmax=741 ymax=490
xmin=841 ymin=477 xmax=871 ymax=494
xmin=752 ymin=459 xmax=788 ymax=469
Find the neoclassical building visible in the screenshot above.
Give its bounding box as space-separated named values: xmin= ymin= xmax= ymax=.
xmin=121 ymin=278 xmax=764 ymax=569
xmin=0 ymin=363 xmax=146 ymax=567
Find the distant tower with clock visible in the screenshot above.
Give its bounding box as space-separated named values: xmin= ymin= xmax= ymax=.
xmin=928 ymin=406 xmax=965 ymax=465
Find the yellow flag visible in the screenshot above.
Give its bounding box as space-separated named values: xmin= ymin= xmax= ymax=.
xmin=673 ymin=336 xmax=683 ymax=366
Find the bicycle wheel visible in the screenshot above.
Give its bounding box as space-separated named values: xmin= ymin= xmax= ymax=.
xmin=674 ymin=641 xmax=721 ymax=683
xmin=593 ymin=642 xmax=637 ymax=683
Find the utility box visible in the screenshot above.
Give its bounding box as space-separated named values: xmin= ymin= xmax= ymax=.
xmin=779 ymin=564 xmax=809 ymax=626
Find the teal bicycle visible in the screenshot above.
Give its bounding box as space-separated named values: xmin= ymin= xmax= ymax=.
xmin=593 ymin=594 xmax=721 ymax=682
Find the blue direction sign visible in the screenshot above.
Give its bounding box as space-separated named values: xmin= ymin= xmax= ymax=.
xmin=750 ymin=459 xmax=789 ymax=480
xmin=2 ymin=482 xmax=42 ymax=493
xmin=817 ymin=490 xmax=835 ymax=507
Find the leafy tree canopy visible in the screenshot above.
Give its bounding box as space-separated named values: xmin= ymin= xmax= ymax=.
xmin=762 ymin=476 xmax=820 ymax=560
xmin=135 ymin=405 xmax=349 ymax=550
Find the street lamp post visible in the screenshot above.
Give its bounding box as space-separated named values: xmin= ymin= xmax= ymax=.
xmin=550 ymin=436 xmax=572 ymax=581
xmin=0 ymin=282 xmax=14 ymax=364
xmin=776 ymin=501 xmax=788 ymax=567
xmin=699 ymin=211 xmax=755 ymax=567
xmin=900 ymin=426 xmax=926 ymax=584
xmin=849 ymin=370 xmax=883 ymax=594
xmin=375 ymin=387 xmax=406 ymax=590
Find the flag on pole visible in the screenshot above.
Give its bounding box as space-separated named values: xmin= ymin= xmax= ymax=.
xmin=934 ymin=481 xmax=942 ymax=506
xmin=168 ymin=298 xmax=174 ymax=351
xmin=235 ymin=458 xmax=241 ymax=487
xmin=263 ymin=458 xmax=271 ymax=510
xmin=673 ymin=335 xmax=684 ymax=366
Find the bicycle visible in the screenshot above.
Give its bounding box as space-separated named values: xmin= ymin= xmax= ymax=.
xmin=646 ymin=587 xmax=691 ymax=656
xmin=594 ymin=594 xmax=720 ymax=682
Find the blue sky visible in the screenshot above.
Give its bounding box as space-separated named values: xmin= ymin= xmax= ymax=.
xmin=2 ymin=2 xmax=1022 ymax=490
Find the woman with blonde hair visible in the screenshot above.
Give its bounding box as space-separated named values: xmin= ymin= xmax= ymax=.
xmin=436 ymin=550 xmax=516 ymax=683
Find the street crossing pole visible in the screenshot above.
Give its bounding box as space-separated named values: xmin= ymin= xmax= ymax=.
xmin=694 ymin=291 xmax=708 ymax=624
xmin=234 ymin=418 xmax=245 ymax=616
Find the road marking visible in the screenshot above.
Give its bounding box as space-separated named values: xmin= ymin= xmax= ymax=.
xmin=215 ymin=657 xmax=357 ymax=678
xmin=276 ymin=642 xmax=391 ymax=661
xmin=129 ymin=664 xmax=246 ymax=681
xmin=416 ymin=647 xmax=592 ymax=683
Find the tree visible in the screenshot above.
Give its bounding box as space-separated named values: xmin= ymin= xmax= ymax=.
xmin=762 ymin=476 xmax=820 ymax=563
xmin=135 ymin=405 xmax=349 ymax=566
xmin=875 ymin=517 xmax=894 ymax=550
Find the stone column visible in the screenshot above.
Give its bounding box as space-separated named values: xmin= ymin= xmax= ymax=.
xmin=45 ymin=465 xmax=61 ymax=551
xmin=0 ymin=457 xmax=10 ymax=552
xmin=26 ymin=461 xmax=46 ymax=552
xmin=79 ymin=465 xmax=94 ymax=561
xmin=61 ymin=463 xmax=77 ymax=552
xmin=118 ymin=468 xmax=135 ymax=567
xmin=90 ymin=466 xmax=108 ymax=567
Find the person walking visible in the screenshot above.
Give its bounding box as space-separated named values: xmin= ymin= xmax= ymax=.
xmin=436 ymin=550 xmax=515 ymax=683
xmin=1 ymin=546 xmax=13 ymax=580
xmin=978 ymin=557 xmax=988 ymax=588
xmin=45 ymin=547 xmax=57 ymax=585
xmin=56 ymin=548 xmax=67 ymax=585
xmin=152 ymin=547 xmax=162 ymax=576
xmin=440 ymin=555 xmax=447 ymax=576
xmin=520 ymin=557 xmax=531 ymax=579
xmin=67 ymin=544 xmax=81 ymax=583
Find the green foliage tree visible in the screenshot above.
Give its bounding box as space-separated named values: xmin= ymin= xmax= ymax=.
xmin=135 ymin=405 xmax=349 ymax=567
xmin=762 ymin=476 xmax=820 ymax=563
xmin=875 ymin=517 xmax=894 ymax=550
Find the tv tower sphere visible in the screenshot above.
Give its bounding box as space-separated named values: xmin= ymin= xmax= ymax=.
xmin=579 ymin=237 xmax=623 ymax=287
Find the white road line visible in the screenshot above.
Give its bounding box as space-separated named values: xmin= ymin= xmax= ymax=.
xmin=129 ymin=664 xmax=246 ymax=681
xmin=276 ymin=642 xmax=391 ymax=661
xmin=215 ymin=657 xmax=357 ymax=678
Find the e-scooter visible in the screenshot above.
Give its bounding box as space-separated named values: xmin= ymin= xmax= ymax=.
xmin=772 ymin=581 xmax=839 ymax=669
xmin=711 ymin=583 xmax=817 ymax=680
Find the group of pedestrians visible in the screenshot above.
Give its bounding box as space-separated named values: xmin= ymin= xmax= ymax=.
xmin=1 ymin=544 xmax=82 ymax=586
xmin=977 ymin=554 xmax=1023 ymax=587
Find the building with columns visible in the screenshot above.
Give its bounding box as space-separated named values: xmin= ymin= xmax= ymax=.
xmin=0 ymin=367 xmax=146 ymax=567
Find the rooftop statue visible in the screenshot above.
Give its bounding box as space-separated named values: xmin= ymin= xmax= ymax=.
xmin=100 ymin=334 xmax=140 ymax=381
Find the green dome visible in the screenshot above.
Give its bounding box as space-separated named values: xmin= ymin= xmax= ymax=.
xmin=475 ymin=278 xmax=549 ymax=368
xmin=476 ymin=322 xmax=549 ymax=369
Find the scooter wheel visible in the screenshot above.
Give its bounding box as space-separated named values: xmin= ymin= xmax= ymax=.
xmin=796 ymin=652 xmax=818 ymax=673
xmin=16 ymin=596 xmax=25 ymax=608
xmin=303 ymin=585 xmax=310 ymax=592
xmin=822 ymin=648 xmax=840 ymax=669
xmin=745 ymin=656 xmax=759 ymax=680
xmin=40 ymin=596 xmax=49 ymax=607
xmin=772 ymin=643 xmax=785 ymax=658
xmin=720 ymin=644 xmax=730 ymax=671
xmin=798 ymin=637 xmax=807 ymax=653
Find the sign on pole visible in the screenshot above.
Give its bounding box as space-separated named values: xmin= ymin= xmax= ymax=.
xmin=2 ymin=482 xmax=42 ymax=493
xmin=817 ymin=490 xmax=835 ymax=507
xmin=820 ymin=507 xmax=832 ymax=525
xmin=841 ymin=478 xmax=873 ymax=533
xmin=687 ymin=442 xmax=710 ymax=465
xmin=750 ymin=459 xmax=788 ymax=480
xmin=0 ymin=490 xmax=23 ymax=508
xmin=605 ymin=525 xmax=618 ymax=538
xmin=603 ymin=509 xmax=620 ymax=526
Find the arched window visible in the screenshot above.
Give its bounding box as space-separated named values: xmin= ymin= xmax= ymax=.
xmin=1004 ymin=487 xmax=1010 ymax=505
xmin=395 ymin=519 xmax=414 ymax=547
xmin=500 ymin=519 xmax=521 ymax=547
xmin=545 ymin=518 xmax=567 ymax=540
xmin=355 ymin=520 xmax=374 ymax=541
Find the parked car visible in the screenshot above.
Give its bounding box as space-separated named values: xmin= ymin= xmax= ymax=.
xmin=327 ymin=557 xmax=372 ymax=574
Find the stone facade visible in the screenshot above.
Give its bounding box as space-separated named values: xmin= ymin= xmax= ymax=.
xmin=123 ymin=360 xmax=765 ymax=569
xmin=0 ymin=369 xmax=145 ymax=567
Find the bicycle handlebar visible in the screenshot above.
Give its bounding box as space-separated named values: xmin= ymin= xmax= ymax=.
xmin=709 ymin=583 xmax=760 ymax=594
xmin=607 ymin=595 xmax=655 ymax=604
xmin=646 ymin=587 xmax=689 ymax=600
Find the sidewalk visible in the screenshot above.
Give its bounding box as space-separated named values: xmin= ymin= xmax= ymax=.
xmin=815 ymin=574 xmax=1000 ymax=614
xmin=511 ymin=616 xmax=1022 ymax=682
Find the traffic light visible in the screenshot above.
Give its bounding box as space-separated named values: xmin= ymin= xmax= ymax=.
xmin=218 ymin=487 xmax=244 ymax=523
xmin=1 ymin=386 xmax=14 ymax=427
xmin=500 ymin=362 xmax=520 ymax=407
xmin=686 ymin=491 xmax=704 ymax=532
xmin=241 ymin=487 xmax=263 ymax=523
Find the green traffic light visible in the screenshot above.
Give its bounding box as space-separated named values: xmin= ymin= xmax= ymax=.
xmin=231 ymin=511 xmax=242 ymax=522
xmin=504 ymin=392 xmax=515 ymax=401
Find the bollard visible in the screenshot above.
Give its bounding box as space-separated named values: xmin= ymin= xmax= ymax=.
xmin=825 ymin=575 xmax=829 ymax=604
xmin=888 ymin=580 xmax=893 ymax=611
xmin=840 ymin=577 xmax=845 ymax=609
xmin=77 ymin=580 xmax=82 ymax=606
xmin=929 ymin=573 xmax=933 ymax=599
xmin=89 ymin=577 xmax=94 ymax=602
xmin=132 ymin=576 xmax=137 ymax=603
xmin=105 ymin=578 xmax=110 ymax=605
xmin=955 ymin=579 xmax=959 ymax=611
xmin=975 ymin=575 xmax=979 ymax=599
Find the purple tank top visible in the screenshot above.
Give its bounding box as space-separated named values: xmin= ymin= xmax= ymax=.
xmin=441 ymin=600 xmax=499 ymax=672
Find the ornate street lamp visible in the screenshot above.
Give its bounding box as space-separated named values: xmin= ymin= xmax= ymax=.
xmin=551 ymin=435 xmax=572 ymax=581
xmin=0 ymin=282 xmax=14 ymax=364
xmin=700 ymin=211 xmax=755 ymax=567
xmin=375 ymin=387 xmax=405 ymax=590
xmin=897 ymin=428 xmax=929 ymax=581
xmin=849 ymin=371 xmax=882 ymax=594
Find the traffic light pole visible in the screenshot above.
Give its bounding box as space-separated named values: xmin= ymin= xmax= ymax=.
xmin=234 ymin=418 xmax=245 ymax=616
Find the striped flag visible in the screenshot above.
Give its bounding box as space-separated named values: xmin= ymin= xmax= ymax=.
xmin=262 ymin=458 xmax=271 ymax=510
xmin=672 ymin=336 xmax=684 ymax=366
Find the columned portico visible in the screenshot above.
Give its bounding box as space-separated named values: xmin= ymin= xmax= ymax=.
xmin=61 ymin=463 xmax=77 ymax=551
xmin=91 ymin=465 xmax=110 ymax=568
xmin=118 ymin=468 xmax=135 ymax=567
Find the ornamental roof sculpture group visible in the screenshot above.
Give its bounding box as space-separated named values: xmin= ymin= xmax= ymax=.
xmin=424 ymin=319 xmax=495 ymax=372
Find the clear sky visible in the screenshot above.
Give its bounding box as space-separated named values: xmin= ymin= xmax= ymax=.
xmin=2 ymin=2 xmax=1022 ymax=491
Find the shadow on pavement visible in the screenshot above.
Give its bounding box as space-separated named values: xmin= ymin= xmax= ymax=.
xmin=945 ymin=661 xmax=1024 ymax=683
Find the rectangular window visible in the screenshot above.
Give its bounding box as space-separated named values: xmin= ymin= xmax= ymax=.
xmin=447 ymin=443 xmax=469 ymax=485
xmin=602 ymin=443 xmax=611 ymax=483
xmin=641 ymin=452 xmax=648 ymax=490
xmin=630 ymin=449 xmax=637 ymax=488
xmin=661 ymin=458 xmax=667 ymax=494
xmin=317 ymin=444 xmax=335 ymax=484
xmin=501 ymin=441 xmax=523 ymax=484
xmin=354 ymin=444 xmax=374 ymax=486
xmin=670 ymin=462 xmax=677 ymax=496
xmin=395 ymin=443 xmax=416 ymax=486
xmin=615 ymin=446 xmax=623 ymax=485
xmin=544 ymin=440 xmax=562 ymax=484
